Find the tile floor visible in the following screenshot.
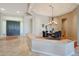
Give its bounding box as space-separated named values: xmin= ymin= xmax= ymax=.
xmin=0 ymin=36 xmax=31 ymax=56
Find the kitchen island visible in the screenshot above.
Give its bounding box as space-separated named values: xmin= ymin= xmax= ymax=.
xmin=32 ymin=37 xmax=75 ymax=56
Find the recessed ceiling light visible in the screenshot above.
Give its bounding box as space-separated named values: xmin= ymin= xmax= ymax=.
xmin=16 ymin=11 xmax=20 ymax=14
xmin=0 ymin=8 xmax=6 ymax=11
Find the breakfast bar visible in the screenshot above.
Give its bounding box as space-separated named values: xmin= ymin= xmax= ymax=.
xmin=32 ymin=37 xmax=75 ymax=56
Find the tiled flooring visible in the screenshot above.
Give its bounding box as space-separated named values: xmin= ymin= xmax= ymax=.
xmin=0 ymin=36 xmax=31 ymax=56
xmin=32 ymin=47 xmax=79 ymax=56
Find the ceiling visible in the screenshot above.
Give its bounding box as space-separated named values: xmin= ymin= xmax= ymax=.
xmin=0 ymin=3 xmax=28 ymax=16
xmin=0 ymin=3 xmax=78 ymax=17
xmin=31 ymin=3 xmax=78 ymax=17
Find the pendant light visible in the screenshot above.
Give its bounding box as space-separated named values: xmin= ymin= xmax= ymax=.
xmin=48 ymin=4 xmax=57 ymax=25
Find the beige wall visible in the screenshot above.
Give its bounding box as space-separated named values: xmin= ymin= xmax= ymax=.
xmin=75 ymin=6 xmax=79 ymax=45
xmin=0 ymin=13 xmax=1 ymax=36
xmin=54 ymin=11 xmax=77 ymax=40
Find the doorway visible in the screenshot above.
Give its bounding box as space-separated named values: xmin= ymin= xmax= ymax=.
xmin=62 ymin=18 xmax=67 ymax=38
xmin=6 ymin=21 xmax=20 ymax=36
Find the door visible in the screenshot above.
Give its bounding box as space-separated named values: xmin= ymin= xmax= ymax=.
xmin=6 ymin=21 xmax=20 ymax=36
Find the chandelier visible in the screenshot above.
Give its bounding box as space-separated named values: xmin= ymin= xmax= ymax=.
xmin=48 ymin=4 xmax=57 ymax=25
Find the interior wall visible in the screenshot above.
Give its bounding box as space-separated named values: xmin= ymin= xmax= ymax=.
xmin=32 ymin=13 xmax=62 ymax=37
xmin=72 ymin=11 xmax=77 ymax=41
xmin=75 ymin=6 xmax=79 ymax=45
xmin=0 ymin=13 xmax=1 ymax=36
xmin=23 ymin=16 xmax=32 ymax=35
xmin=32 ymin=14 xmax=49 ymax=36
xmin=55 ymin=10 xmax=77 ymax=40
